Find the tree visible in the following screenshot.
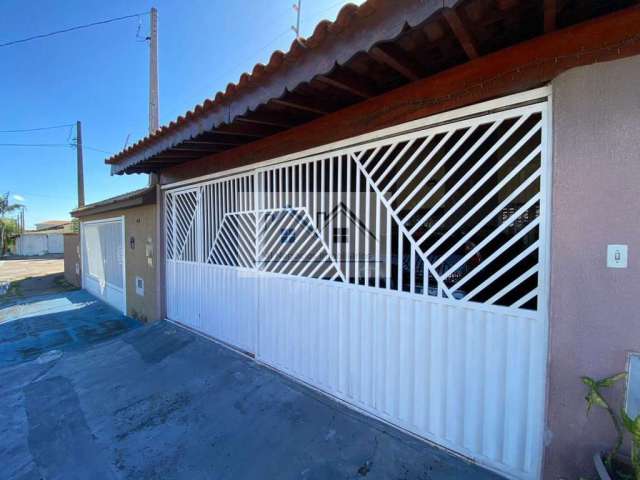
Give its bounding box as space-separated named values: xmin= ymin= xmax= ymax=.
xmin=0 ymin=193 xmax=24 ymax=255
xmin=0 ymin=218 xmax=19 ymax=254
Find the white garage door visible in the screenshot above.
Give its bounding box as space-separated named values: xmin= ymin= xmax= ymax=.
xmin=164 ymin=88 xmax=551 ymax=480
xmin=46 ymin=233 xmax=64 ymax=254
xmin=81 ymin=217 xmax=126 ymax=313
xmin=16 ymin=235 xmax=48 ymax=256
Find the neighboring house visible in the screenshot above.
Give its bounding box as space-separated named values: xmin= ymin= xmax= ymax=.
xmin=13 ymin=221 xmax=73 ymax=256
xmin=70 ymin=187 xmax=158 ymax=323
xmin=35 ymin=220 xmax=70 ymax=231
xmin=85 ymin=2 xmax=640 ymax=479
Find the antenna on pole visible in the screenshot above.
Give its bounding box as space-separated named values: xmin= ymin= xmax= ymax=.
xmin=291 ymin=1 xmax=305 ymax=46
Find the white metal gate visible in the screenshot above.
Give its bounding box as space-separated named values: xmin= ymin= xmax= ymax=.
xmin=165 ymin=172 xmax=258 ymax=354
xmin=164 ymin=89 xmax=551 ymax=480
xmin=81 ymin=217 xmax=126 ymax=313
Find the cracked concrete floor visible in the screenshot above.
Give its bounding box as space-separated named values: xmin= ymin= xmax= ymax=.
xmin=0 ymin=290 xmax=502 ymax=480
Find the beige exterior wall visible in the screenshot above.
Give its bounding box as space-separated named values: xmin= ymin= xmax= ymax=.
xmin=545 ymin=56 xmax=640 ymax=478
xmin=63 ymin=233 xmax=81 ymax=287
xmin=80 ymin=204 xmax=159 ymax=322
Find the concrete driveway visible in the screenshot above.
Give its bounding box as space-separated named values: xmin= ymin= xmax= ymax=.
xmin=0 ymin=290 xmax=502 ymax=480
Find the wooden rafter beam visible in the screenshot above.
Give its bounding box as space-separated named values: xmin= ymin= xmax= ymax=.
xmin=236 ymin=112 xmax=295 ymax=129
xmin=213 ymin=123 xmax=281 ymax=138
xmin=180 ymin=140 xmax=244 ymax=148
xmin=171 ymin=147 xmax=219 ymax=153
xmin=154 ymin=151 xmax=204 ymax=160
xmin=544 ymin=0 xmax=557 ymax=32
xmin=369 ymin=44 xmax=422 ymax=81
xmin=316 ymin=68 xmax=376 ymax=99
xmin=442 ymin=7 xmax=479 ymax=60
xmin=171 ymin=146 xmax=228 ymax=153
xmin=270 ymin=93 xmax=329 ymax=115
xmin=496 ymin=0 xmax=519 ymax=11
xmin=196 ymin=132 xmax=250 ymax=143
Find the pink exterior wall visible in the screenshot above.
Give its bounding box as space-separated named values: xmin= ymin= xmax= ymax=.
xmin=545 ymin=55 xmax=640 ymax=478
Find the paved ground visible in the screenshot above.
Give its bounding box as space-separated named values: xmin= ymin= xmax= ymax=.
xmin=0 ymin=290 xmax=502 ymax=480
xmin=0 ymin=254 xmax=74 ymax=305
xmin=0 ymin=290 xmax=140 ymax=366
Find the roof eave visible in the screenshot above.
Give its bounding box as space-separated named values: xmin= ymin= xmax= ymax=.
xmin=109 ymin=0 xmax=453 ymax=175
xmin=71 ymin=187 xmax=156 ymax=218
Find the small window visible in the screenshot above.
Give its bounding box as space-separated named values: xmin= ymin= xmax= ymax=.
xmin=333 ymin=227 xmax=348 ymax=244
xmin=280 ymin=228 xmax=295 ymax=244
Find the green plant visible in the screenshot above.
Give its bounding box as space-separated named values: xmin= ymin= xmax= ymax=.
xmin=0 ymin=193 xmax=24 ymax=254
xmin=0 ymin=218 xmax=19 ymax=253
xmin=582 ymin=372 xmax=640 ymax=480
xmin=622 ymin=410 xmax=640 ymax=477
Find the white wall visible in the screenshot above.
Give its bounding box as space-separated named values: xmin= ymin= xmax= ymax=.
xmin=16 ymin=233 xmax=64 ymax=255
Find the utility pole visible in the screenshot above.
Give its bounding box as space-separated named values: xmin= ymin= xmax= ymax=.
xmin=76 ymin=121 xmax=85 ymax=208
xmin=149 ymin=7 xmax=159 ymax=134
xmin=148 ymin=7 xmax=159 ymax=186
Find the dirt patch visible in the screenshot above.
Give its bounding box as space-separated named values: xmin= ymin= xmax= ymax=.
xmin=0 ymin=254 xmax=64 ymax=282
xmin=0 ymin=255 xmax=75 ymax=305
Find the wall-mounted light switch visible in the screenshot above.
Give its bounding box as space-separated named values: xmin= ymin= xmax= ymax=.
xmin=607 ymin=244 xmax=628 ymax=268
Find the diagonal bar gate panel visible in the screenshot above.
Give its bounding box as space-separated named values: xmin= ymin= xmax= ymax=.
xmin=164 ymin=92 xmax=551 ymax=480
xmin=166 ymin=172 xmax=258 ymax=354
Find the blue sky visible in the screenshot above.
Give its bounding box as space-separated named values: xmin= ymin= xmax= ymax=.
xmin=0 ymin=0 xmax=363 ymax=228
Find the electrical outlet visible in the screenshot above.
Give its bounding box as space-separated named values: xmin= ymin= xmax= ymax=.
xmin=135 ymin=276 xmax=144 ymax=296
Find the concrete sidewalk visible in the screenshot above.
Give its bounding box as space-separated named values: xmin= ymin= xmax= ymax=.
xmin=0 ymin=291 xmax=502 ymax=479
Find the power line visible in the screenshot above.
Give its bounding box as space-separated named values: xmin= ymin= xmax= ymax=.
xmin=83 ymin=145 xmax=113 ymax=154
xmin=0 ymin=123 xmax=74 ymax=133
xmin=0 ymin=12 xmax=149 ymax=49
xmin=0 ymin=143 xmax=71 ymax=148
xmin=0 ymin=142 xmax=112 ymax=154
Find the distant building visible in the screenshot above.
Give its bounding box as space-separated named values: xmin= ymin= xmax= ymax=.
xmin=13 ymin=220 xmax=74 ymax=255
xmin=35 ymin=220 xmax=72 ymax=231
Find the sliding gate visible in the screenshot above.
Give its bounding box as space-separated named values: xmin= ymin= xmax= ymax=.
xmin=165 ymin=91 xmax=551 ymax=480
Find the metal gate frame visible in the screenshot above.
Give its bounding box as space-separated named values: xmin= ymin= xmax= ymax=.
xmin=162 ymin=86 xmax=553 ymax=480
